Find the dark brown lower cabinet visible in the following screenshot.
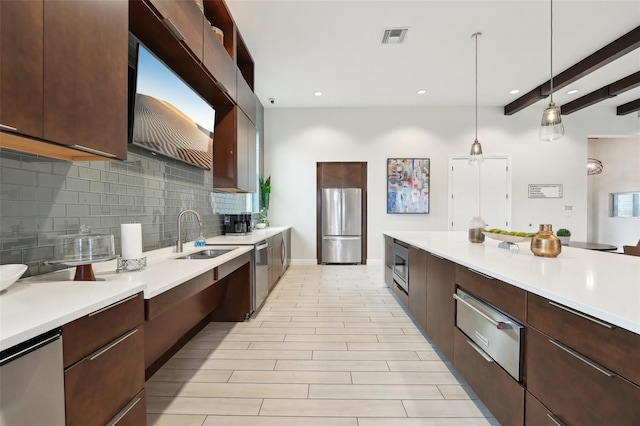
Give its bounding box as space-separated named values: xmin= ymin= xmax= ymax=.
xmin=64 ymin=326 xmax=145 ymax=426
xmin=408 ymin=247 xmax=427 ymax=330
xmin=425 ymin=252 xmax=455 ymax=361
xmin=453 ymin=328 xmax=524 ymax=426
xmin=526 ymin=327 xmax=640 ymax=425
xmin=525 ymin=391 xmax=564 ymax=426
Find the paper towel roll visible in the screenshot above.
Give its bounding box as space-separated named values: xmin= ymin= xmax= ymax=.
xmin=121 ymin=223 xmax=142 ymax=259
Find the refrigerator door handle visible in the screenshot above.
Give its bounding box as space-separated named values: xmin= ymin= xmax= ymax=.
xmin=341 ymin=190 xmax=345 ymax=233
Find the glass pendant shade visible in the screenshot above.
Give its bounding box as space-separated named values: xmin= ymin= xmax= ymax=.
xmin=539 ymin=102 xmax=564 ymax=141
xmin=468 ymin=139 xmax=483 ymax=165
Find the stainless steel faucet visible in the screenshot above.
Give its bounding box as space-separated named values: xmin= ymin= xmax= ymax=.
xmin=176 ymin=209 xmax=203 ymax=252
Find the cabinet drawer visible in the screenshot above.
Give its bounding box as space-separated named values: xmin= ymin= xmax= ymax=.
xmin=63 ymin=292 xmax=143 ymax=367
xmin=525 ymin=327 xmax=640 ymax=426
xmin=525 ymin=391 xmax=564 ymax=426
xmin=65 ymin=326 xmax=145 ymax=426
xmin=455 ymin=265 xmax=526 ymax=321
xmin=528 ymin=292 xmax=640 ymax=386
xmin=107 ymin=389 xmax=147 ymax=426
xmin=453 ymin=327 xmax=524 ymax=426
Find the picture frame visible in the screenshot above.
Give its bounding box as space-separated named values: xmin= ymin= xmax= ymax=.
xmin=387 ymin=158 xmax=430 ymax=214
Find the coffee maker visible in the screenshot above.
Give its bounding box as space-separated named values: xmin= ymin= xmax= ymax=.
xmin=223 ymin=213 xmax=253 ymax=235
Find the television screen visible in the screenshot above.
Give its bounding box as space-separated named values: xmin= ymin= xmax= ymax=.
xmin=131 ymin=44 xmax=214 ymax=170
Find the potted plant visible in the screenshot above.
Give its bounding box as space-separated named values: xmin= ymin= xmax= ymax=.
xmin=556 ymin=228 xmax=571 ymax=245
xmin=259 ymin=176 xmax=271 ymax=227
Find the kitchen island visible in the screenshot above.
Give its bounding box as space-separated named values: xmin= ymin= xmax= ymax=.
xmin=384 ymin=231 xmax=640 ymax=426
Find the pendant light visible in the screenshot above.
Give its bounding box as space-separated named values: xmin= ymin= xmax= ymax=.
xmin=469 ymin=32 xmax=484 ymax=166
xmin=539 ymin=0 xmax=564 ymax=141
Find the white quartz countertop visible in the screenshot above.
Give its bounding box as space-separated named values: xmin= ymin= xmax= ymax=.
xmin=205 ymin=226 xmax=291 ymax=245
xmin=0 ymin=279 xmax=145 ymax=351
xmin=0 ymin=237 xmax=262 ymax=351
xmin=385 ymin=231 xmax=640 ymax=334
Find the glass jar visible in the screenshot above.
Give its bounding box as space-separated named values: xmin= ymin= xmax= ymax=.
xmin=468 ymin=216 xmax=486 ymax=243
xmin=530 ymin=224 xmax=562 ymax=257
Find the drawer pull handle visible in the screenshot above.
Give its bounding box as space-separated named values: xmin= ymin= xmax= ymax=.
xmin=466 ymin=339 xmax=494 ymax=363
xmin=548 ymin=301 xmax=614 ymax=329
xmin=89 ymin=294 xmax=138 ymax=317
xmin=106 ymin=397 xmax=141 ymax=426
xmin=87 ymin=328 xmax=138 ymax=361
xmin=467 ymin=268 xmax=494 ymax=280
xmin=0 ymin=124 xmax=17 ymax=132
xmin=395 ymin=282 xmax=408 ymax=296
xmin=453 ymin=293 xmax=509 ymax=329
xmin=71 ymin=144 xmax=116 ymax=158
xmin=162 ymin=18 xmax=185 ymax=41
xmin=548 ymin=339 xmax=615 ymax=378
xmin=546 ymin=413 xmax=565 ymax=426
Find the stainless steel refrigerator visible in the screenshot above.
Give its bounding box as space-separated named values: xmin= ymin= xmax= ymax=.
xmin=322 ymin=188 xmax=362 ymax=263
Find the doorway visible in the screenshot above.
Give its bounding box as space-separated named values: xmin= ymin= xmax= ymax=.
xmin=449 ymin=156 xmax=511 ymax=231
xmin=316 ymin=162 xmax=367 ymax=264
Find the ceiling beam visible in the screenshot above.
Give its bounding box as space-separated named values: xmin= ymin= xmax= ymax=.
xmin=561 ymin=71 xmax=640 ymax=115
xmin=617 ymin=99 xmax=640 ymax=116
xmin=505 ymin=25 xmax=640 ymax=115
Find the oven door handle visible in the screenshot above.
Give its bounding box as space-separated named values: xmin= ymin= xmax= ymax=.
xmin=453 ymin=293 xmax=509 ymax=329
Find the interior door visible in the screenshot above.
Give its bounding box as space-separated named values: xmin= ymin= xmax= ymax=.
xmin=450 ymin=156 xmax=510 ymax=231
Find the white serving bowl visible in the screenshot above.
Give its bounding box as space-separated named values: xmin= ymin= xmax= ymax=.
xmin=255 ymin=223 xmax=266 ymax=229
xmin=0 ymin=264 xmax=28 ymax=292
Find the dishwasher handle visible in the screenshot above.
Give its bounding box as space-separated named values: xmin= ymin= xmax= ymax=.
xmin=453 ymin=293 xmax=509 ymax=330
xmin=0 ymin=328 xmax=61 ymax=366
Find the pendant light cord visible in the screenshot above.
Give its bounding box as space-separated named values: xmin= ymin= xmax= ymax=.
xmin=474 ymin=33 xmax=478 ymax=141
xmin=549 ymin=0 xmax=554 ymax=103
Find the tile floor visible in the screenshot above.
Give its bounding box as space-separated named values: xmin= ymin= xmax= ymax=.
xmin=146 ymin=265 xmax=499 ymax=425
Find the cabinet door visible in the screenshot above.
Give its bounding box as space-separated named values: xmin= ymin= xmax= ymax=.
xmin=454 ymin=327 xmax=524 ymax=426
xmin=272 ymin=232 xmax=284 ymax=283
xmin=148 ymin=0 xmax=203 ymax=61
xmin=237 ymin=71 xmax=257 ymax=124
xmin=237 ymin=109 xmax=257 ymax=192
xmin=65 ymin=327 xmax=145 ymax=426
xmin=526 ymin=326 xmax=640 ymax=426
xmin=0 ymin=0 xmax=43 ymax=138
xmin=203 ymin=21 xmax=236 ymax=101
xmin=384 ymin=236 xmax=393 ymax=288
xmin=408 ymin=247 xmax=427 ymax=330
xmin=528 ymin=292 xmax=640 ymax=386
xmin=425 ymin=252 xmax=455 ymax=361
xmin=44 ymin=0 xmax=128 ymax=159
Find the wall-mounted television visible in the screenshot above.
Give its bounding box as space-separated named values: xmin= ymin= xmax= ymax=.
xmin=130 ymin=42 xmax=214 ymax=170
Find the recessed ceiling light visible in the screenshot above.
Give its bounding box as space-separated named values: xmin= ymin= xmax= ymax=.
xmin=567 ymin=89 xmax=578 ymax=95
xmin=509 ymin=89 xmax=520 ymax=95
xmin=417 ymin=89 xmax=427 ymax=95
xmin=313 ymin=91 xmax=323 ymax=96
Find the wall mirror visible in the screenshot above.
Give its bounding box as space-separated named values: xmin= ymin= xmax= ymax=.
xmin=609 ymin=191 xmax=640 ymax=217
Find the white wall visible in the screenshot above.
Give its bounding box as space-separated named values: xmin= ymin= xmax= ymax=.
xmin=588 ymin=136 xmax=640 ymax=251
xmin=264 ymin=106 xmax=638 ymax=264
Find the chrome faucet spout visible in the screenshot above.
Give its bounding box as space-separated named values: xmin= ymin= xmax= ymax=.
xmin=176 ymin=209 xmax=203 ymax=252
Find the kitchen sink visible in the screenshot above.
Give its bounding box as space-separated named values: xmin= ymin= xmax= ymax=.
xmin=176 ymin=248 xmax=235 ymax=260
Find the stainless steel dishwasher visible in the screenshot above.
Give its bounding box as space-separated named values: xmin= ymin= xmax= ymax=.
xmin=0 ymin=328 xmax=66 ymax=425
xmin=254 ymin=240 xmax=269 ymax=312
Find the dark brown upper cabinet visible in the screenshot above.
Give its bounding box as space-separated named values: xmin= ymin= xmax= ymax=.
xmin=44 ymin=0 xmax=128 ymax=160
xmin=203 ymin=23 xmax=237 ymax=102
xmin=1 ymin=0 xmax=128 ymax=160
xmin=213 ymin=106 xmax=257 ymax=193
xmin=0 ymin=0 xmax=44 ymax=139
xmin=147 ymin=0 xmax=204 ymax=61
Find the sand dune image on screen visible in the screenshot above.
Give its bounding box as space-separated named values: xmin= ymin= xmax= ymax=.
xmin=133 ymin=94 xmax=213 ymax=170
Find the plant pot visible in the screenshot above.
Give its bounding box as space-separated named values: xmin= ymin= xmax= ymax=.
xmin=558 ymin=236 xmax=570 ymax=246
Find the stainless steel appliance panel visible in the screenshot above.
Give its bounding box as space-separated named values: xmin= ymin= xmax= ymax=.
xmin=454 ymin=289 xmax=524 ymax=380
xmin=0 ymin=329 xmax=65 ymax=426
xmin=392 ymin=242 xmax=409 ymax=294
xmin=254 ymin=240 xmax=269 ymax=312
xmin=341 ymin=188 xmax=362 ymax=236
xmin=321 ymin=188 xmax=362 ymax=263
xmin=322 ymin=236 xmax=361 ymax=264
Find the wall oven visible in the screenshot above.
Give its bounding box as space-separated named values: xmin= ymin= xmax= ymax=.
xmin=392 ymin=242 xmax=409 ymax=294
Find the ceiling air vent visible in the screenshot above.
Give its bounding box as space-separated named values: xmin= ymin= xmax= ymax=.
xmin=382 ymin=28 xmax=408 ymax=44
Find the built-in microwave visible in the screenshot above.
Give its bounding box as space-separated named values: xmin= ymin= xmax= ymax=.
xmin=392 ymin=242 xmax=409 ymax=294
